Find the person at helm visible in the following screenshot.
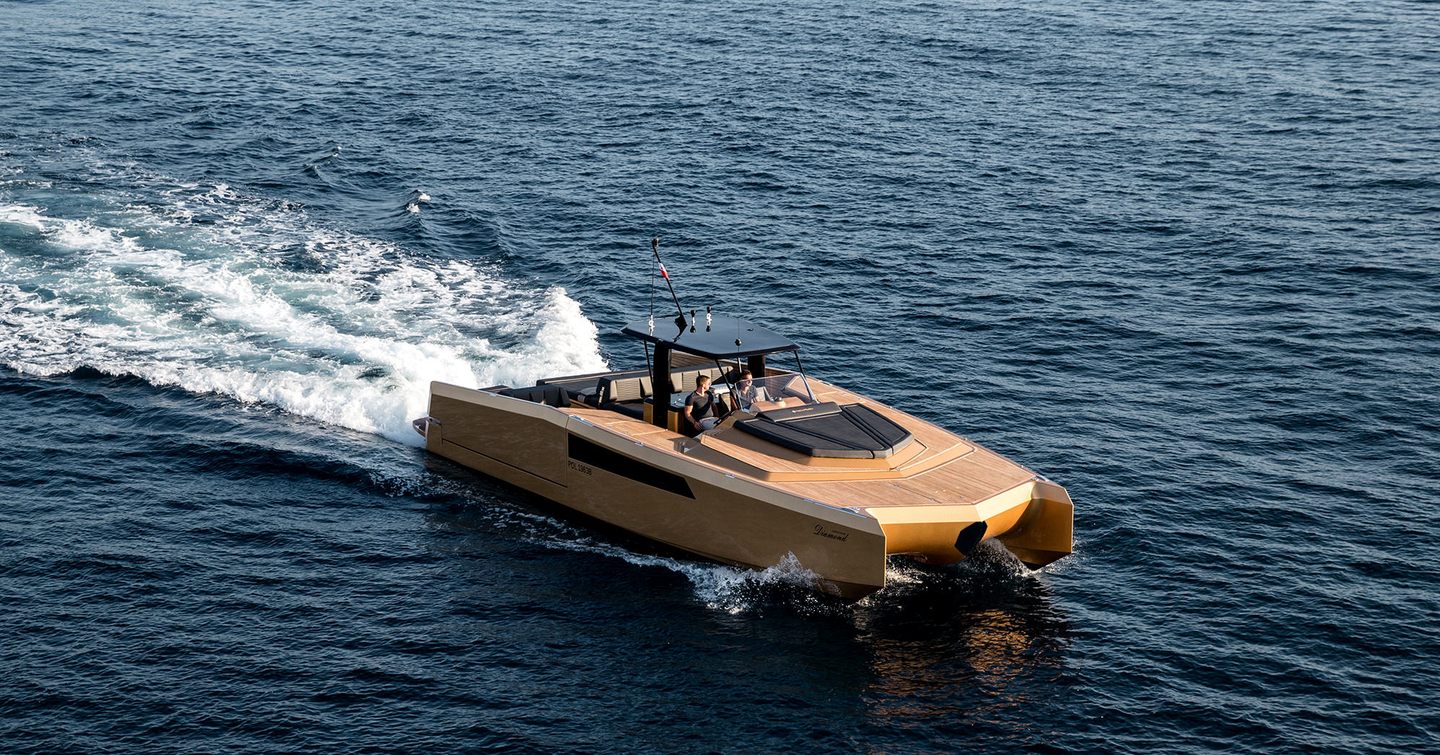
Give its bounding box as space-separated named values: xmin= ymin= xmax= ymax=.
xmin=682 ymin=374 xmax=726 ymax=436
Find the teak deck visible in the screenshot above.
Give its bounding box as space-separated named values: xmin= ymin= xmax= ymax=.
xmin=560 ymin=377 xmax=1037 ymax=510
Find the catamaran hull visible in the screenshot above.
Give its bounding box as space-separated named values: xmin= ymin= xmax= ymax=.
xmin=418 ymin=382 xmax=1073 ymax=600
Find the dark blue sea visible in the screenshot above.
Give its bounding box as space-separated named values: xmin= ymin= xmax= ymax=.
xmin=2 ymin=0 xmax=1437 ymax=751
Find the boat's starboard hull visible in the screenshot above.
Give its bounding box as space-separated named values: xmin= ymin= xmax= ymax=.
xmin=423 ymin=382 xmax=890 ymax=599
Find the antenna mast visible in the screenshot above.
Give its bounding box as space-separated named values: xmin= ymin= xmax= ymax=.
xmin=651 ymin=237 xmax=686 ymax=328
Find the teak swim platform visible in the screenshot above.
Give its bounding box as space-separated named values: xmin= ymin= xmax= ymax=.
xmin=413 ymin=248 xmax=1072 ymax=600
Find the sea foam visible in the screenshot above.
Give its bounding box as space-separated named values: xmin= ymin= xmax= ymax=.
xmin=0 ymin=183 xmax=608 ymax=446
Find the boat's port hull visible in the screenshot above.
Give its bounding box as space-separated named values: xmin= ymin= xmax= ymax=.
xmin=423 ymin=383 xmax=890 ymax=599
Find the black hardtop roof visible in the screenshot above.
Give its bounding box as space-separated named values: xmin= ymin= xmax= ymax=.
xmin=620 ymin=313 xmax=798 ymax=359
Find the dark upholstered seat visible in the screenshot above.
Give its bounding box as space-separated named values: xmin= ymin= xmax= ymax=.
xmin=736 ymin=402 xmax=914 ymax=459
xmin=500 ymin=384 xmax=570 ymax=407
xmin=610 ymin=402 xmax=645 ymax=419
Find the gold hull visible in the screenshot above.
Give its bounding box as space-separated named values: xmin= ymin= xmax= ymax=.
xmin=418 ymin=380 xmax=1072 ymax=600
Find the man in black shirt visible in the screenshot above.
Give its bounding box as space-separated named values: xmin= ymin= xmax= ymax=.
xmin=682 ymin=374 xmax=725 ymax=436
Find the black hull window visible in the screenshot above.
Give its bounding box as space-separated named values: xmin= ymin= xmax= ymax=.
xmin=567 ymin=435 xmax=695 ymax=499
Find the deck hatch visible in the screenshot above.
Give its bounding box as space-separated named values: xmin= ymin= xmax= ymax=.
xmin=568 ymin=435 xmax=695 ymax=499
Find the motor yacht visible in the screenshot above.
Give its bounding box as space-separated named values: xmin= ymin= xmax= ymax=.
xmin=412 ymin=247 xmax=1072 ymax=600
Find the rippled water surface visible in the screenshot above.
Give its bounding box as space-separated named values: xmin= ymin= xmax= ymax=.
xmin=2 ymin=0 xmax=1438 ymax=751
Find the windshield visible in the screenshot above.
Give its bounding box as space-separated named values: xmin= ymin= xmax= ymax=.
xmin=726 ymin=371 xmax=816 ymax=413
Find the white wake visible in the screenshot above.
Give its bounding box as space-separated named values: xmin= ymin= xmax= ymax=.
xmin=0 ymin=175 xmax=608 ymax=445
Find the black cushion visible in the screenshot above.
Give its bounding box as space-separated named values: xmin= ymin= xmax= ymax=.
xmin=594 ymin=369 xmax=653 ymax=404
xmin=736 ymin=402 xmax=914 ymax=459
xmin=611 ymin=402 xmax=645 ymax=419
xmin=841 ymin=403 xmax=914 ymax=451
xmin=756 ymin=401 xmax=842 ymax=423
xmin=501 ymin=384 xmax=569 ymax=407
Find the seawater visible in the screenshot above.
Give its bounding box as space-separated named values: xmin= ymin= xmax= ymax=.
xmin=1 ymin=0 xmax=1437 ymax=751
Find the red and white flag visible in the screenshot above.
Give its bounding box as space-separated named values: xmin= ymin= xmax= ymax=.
xmin=659 ymin=263 xmax=670 ymax=281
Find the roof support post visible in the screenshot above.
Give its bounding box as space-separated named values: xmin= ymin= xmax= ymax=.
xmin=747 ymin=354 xmax=766 ymax=377
xmin=652 ymin=344 xmax=672 ymax=429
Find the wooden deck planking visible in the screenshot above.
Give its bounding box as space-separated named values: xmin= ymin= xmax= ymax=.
xmin=559 ymin=378 xmax=1035 ymax=509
